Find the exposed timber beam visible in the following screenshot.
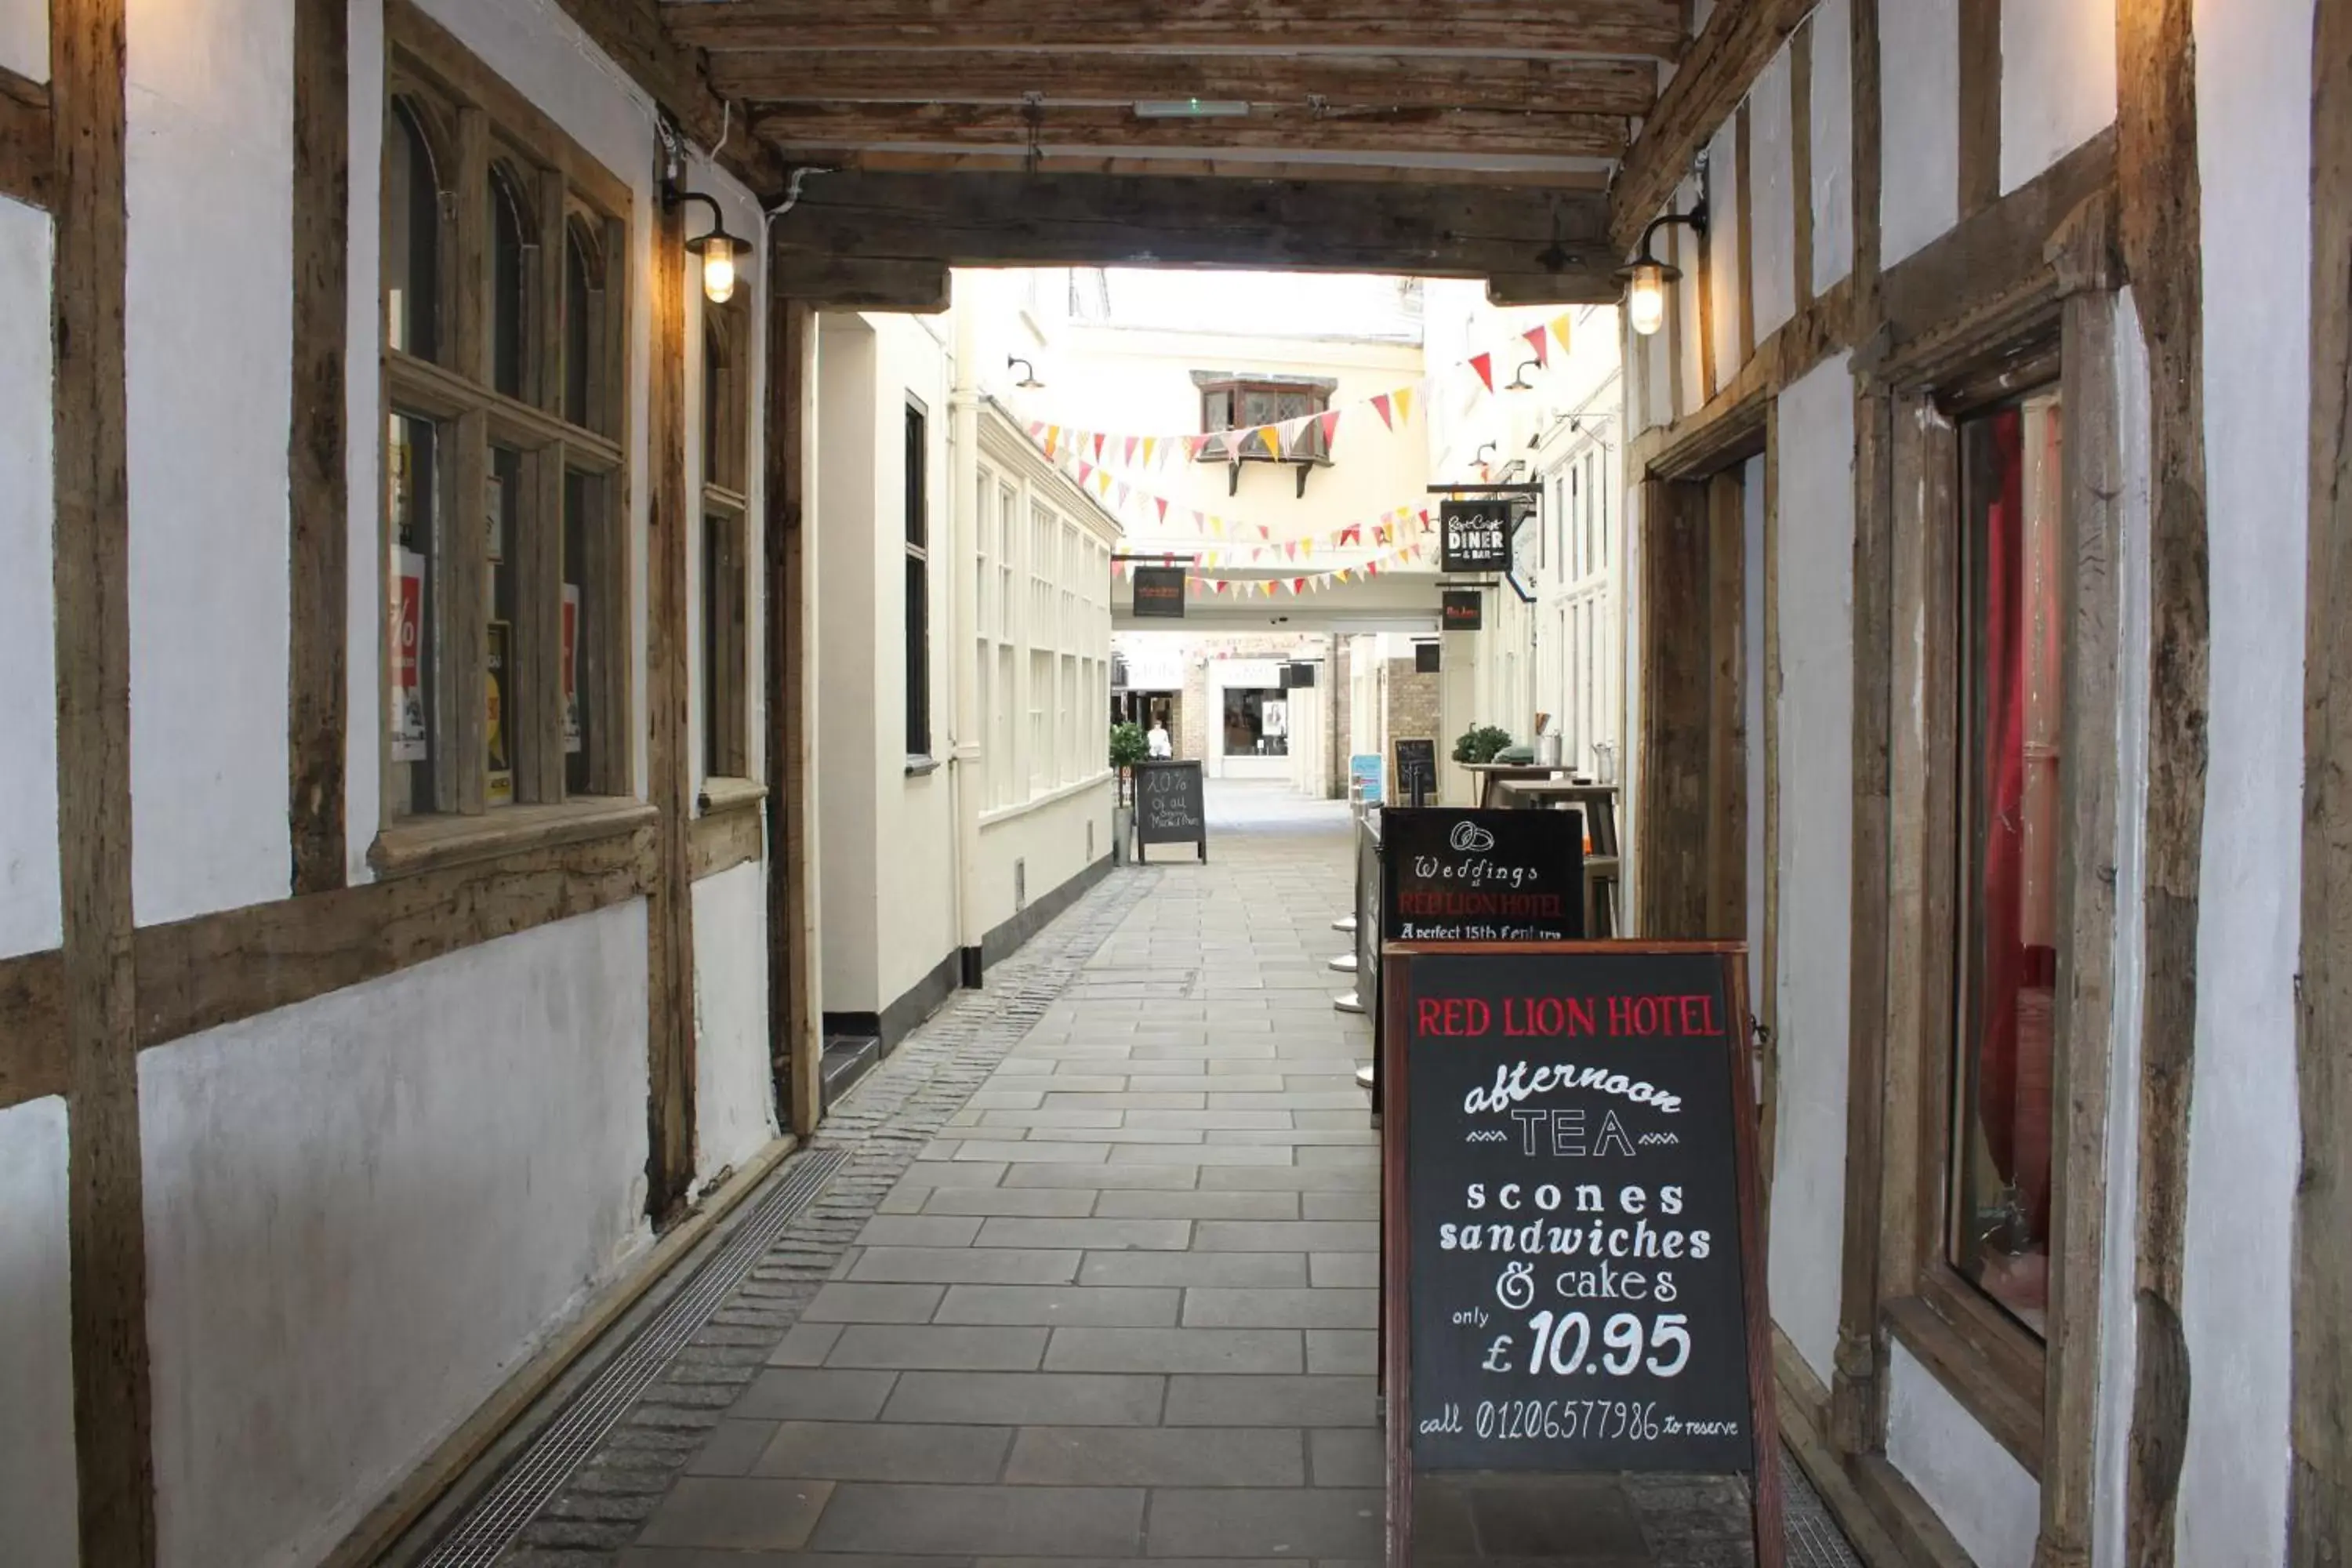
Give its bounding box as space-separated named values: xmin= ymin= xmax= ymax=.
xmin=547 ymin=0 xmax=781 ymax=190
xmin=0 ymin=64 xmax=51 ymax=209
xmin=767 ymin=170 xmax=1613 ymax=281
xmin=750 ymin=101 xmax=1630 ymax=161
xmin=665 ymin=0 xmax=1688 ymax=58
xmin=772 ymin=253 xmax=953 ymax=311
xmin=1609 ymin=0 xmax=1813 ymax=255
xmin=762 ymin=147 xmax=1612 ymax=187
xmin=709 ymin=49 xmax=1657 ymax=116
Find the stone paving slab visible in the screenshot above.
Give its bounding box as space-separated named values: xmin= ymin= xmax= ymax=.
xmin=494 ymin=785 xmax=1861 ymax=1568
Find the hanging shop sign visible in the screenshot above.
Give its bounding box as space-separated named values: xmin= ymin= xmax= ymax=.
xmin=1132 ymin=759 xmax=1208 ymax=862
xmin=1415 ymin=641 xmax=1442 ymax=674
xmin=1282 ymin=660 xmax=1319 ymax=689
xmin=1350 ymin=753 xmax=1385 ymax=806
xmin=1132 ymin=564 xmax=1188 ymax=619
xmin=1379 ymin=808 xmax=1583 ymax=943
xmin=1442 ymin=590 xmax=1485 ymax=632
xmin=1379 ymin=944 xmax=1780 ymax=1568
xmin=1440 ymin=499 xmax=1514 ymax=574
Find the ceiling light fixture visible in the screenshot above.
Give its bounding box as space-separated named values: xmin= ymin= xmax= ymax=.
xmin=1132 ymin=99 xmax=1252 ymax=119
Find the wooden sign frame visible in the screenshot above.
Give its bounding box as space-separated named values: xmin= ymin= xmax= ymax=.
xmin=1377 ymin=941 xmax=1781 ymax=1568
xmin=1131 ymin=758 xmax=1208 ymax=862
xmin=1392 ymin=737 xmax=1439 ymax=804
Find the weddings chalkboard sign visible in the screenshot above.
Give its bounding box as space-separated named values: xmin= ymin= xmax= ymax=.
xmin=1133 ymin=760 xmax=1207 ymax=862
xmin=1379 ymin=808 xmax=1583 ymax=943
xmin=1393 ymin=738 xmax=1439 ymax=804
xmin=1379 ymin=943 xmax=1779 ymax=1568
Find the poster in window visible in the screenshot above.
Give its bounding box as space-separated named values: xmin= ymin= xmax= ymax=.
xmin=487 ymin=618 xmax=514 ymax=804
xmin=485 ymin=472 xmax=505 ymax=563
xmin=562 ymin=583 xmax=583 ymax=754
xmin=390 ymin=425 xmax=413 ymax=543
xmin=392 ymin=548 xmax=428 ymax=763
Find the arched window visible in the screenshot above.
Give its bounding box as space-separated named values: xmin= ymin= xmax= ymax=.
xmin=563 ymin=218 xmax=599 ymax=428
xmin=385 ymin=97 xmax=441 ymax=359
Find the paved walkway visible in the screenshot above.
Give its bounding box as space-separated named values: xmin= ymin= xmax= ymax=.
xmin=483 ymin=783 xmax=1855 ymax=1568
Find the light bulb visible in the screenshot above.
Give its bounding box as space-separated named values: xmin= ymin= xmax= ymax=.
xmin=1627 ymin=261 xmax=1667 ymax=337
xmin=701 ymin=238 xmax=737 ymax=305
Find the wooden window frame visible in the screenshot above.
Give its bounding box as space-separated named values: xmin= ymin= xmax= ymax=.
xmin=1874 ymin=307 xmax=2110 ymax=1484
xmin=1192 ymin=372 xmax=1338 ymax=496
xmin=904 ymin=395 xmax=933 ymax=765
xmin=373 ymin=2 xmax=634 ymax=876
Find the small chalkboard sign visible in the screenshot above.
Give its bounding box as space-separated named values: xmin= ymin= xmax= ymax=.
xmin=1379 ymin=944 xmax=1780 ymax=1568
xmin=1393 ymin=738 xmax=1439 ymax=804
xmin=1379 ymin=809 xmax=1583 ymax=943
xmin=1132 ymin=760 xmax=1207 ymax=862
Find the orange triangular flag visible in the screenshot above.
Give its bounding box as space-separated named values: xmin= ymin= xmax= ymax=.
xmin=1044 ymin=425 xmax=1061 ymax=458
xmin=1470 ymin=354 xmax=1494 ymax=392
xmin=1524 ymin=325 xmax=1550 ymax=367
xmin=1258 ymin=425 xmax=1283 ymax=459
xmin=1371 ymin=394 xmax=1394 ymax=430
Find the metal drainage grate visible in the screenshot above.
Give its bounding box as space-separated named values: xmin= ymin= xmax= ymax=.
xmin=418 ymin=1145 xmax=852 ymax=1568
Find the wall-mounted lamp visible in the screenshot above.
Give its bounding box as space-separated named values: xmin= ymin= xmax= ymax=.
xmin=668 ymin=189 xmax=745 ymax=305
xmin=1009 ymin=356 xmax=1044 ymax=390
xmin=1505 ymin=358 xmax=1541 ymax=393
xmin=1617 ymin=203 xmax=1708 ymax=338
xmin=1475 ymin=441 xmax=1498 ymax=467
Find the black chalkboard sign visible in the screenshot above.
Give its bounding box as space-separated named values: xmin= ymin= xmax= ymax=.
xmin=1131 ymin=564 xmax=1187 ymax=618
xmin=1379 ymin=808 xmax=1583 ymax=943
xmin=1393 ymin=738 xmax=1439 ymax=804
xmin=1379 ymin=944 xmax=1780 ymax=1568
xmin=1132 ymin=760 xmax=1207 ymax=862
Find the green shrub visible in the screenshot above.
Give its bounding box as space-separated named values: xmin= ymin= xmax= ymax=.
xmin=1452 ymin=724 xmax=1515 ymax=765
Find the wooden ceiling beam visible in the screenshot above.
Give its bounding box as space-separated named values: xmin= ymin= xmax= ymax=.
xmin=760 ymin=147 xmax=1613 ymax=187
xmin=547 ymin=0 xmax=782 ymax=191
xmin=707 ymin=49 xmax=1657 ymax=116
xmin=773 ymin=253 xmax=953 ymax=311
xmin=665 ymin=0 xmax=1688 ymax=58
xmin=750 ymin=101 xmax=1630 ymax=160
xmin=764 ymin=169 xmax=1615 ymax=283
xmin=1607 ymin=0 xmax=1813 ymax=254
xmin=0 ymin=65 xmax=52 ymax=210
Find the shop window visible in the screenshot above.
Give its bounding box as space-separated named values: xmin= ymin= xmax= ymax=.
xmin=905 ymin=398 xmax=931 ymax=759
xmin=1949 ymin=384 xmax=2066 ymax=1338
xmin=1222 ymin=687 xmax=1290 ymax=758
xmin=381 ymin=22 xmax=630 ymax=833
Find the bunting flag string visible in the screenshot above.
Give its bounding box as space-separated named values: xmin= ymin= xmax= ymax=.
xmin=1124 ymin=541 xmax=1430 ymax=598
xmin=1018 ymin=310 xmax=1572 ymax=464
xmin=1049 ymin=438 xmax=1438 ymax=558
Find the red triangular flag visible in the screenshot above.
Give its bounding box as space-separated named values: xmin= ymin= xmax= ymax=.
xmin=1318 ymin=409 xmax=1341 ymax=452
xmin=1371 ymin=394 xmax=1394 ymax=430
xmin=1470 ymin=353 xmax=1495 ymax=393
xmin=1156 ymin=498 xmax=1169 ymax=523
xmin=1185 ymin=434 xmax=1209 ymax=461
xmin=1524 ymin=325 xmax=1550 ymax=367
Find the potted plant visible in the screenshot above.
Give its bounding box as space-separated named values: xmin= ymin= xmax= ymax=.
xmin=1452 ymin=723 xmax=1515 ymax=766
xmin=1108 ymin=720 xmax=1148 ymax=863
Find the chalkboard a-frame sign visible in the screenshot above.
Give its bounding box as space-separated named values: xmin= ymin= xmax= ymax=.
xmin=1131 ymin=759 xmax=1207 ymax=862
xmin=1378 ymin=942 xmax=1780 ymax=1568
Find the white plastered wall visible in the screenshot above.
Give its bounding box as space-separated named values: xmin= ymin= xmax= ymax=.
xmin=1706 ymin=117 xmax=1743 ymax=386
xmin=141 ymin=903 xmax=652 ymax=1568
xmin=1809 ymin=0 xmax=1856 ymax=295
xmin=0 ymin=1097 xmax=78 ymax=1568
xmin=1748 ymin=45 xmax=1798 ymax=343
xmin=974 ymin=783 xmax=1114 ymax=940
xmin=1763 ymin=354 xmax=1854 ymax=1385
xmin=2175 ymin=0 xmax=2310 ymax=1559
xmin=816 ymin=314 xmax=883 ymax=1013
xmin=125 ymin=0 xmax=295 ymax=924
xmin=2000 ymin=0 xmax=2117 ymax=194
xmin=1886 ymin=1341 xmax=2040 ymax=1568
xmin=691 ymin=858 xmax=777 ymax=1179
xmin=1878 ymin=0 xmax=1959 ymax=268
xmin=0 ymin=196 xmax=59 ymax=960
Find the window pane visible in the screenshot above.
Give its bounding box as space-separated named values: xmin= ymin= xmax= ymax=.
xmin=564 ymin=223 xmax=594 ymax=427
xmin=1950 ymin=384 xmax=2065 ymax=1338
xmin=489 ymin=163 xmax=531 ymax=399
xmin=905 ymin=403 xmax=927 ymax=547
xmin=389 ymin=412 xmax=440 ymax=815
xmin=906 ymin=554 xmax=930 ymax=756
xmin=487 ymin=445 xmax=522 ymax=805
xmin=387 ymin=100 xmax=441 ymax=360
xmin=563 ymin=470 xmax=612 ymax=797
xmin=704 ymin=506 xmax=746 ymax=777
